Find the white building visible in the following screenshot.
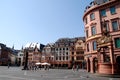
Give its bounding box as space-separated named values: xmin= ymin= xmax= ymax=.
xmin=17 ymin=51 xmax=24 ymax=66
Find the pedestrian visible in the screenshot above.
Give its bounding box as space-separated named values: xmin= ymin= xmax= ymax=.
xmin=72 ymin=65 xmax=75 ymax=71
xmin=8 ymin=63 xmax=10 ymax=69
xmin=47 ymin=65 xmax=49 ymax=70
xmin=76 ymin=65 xmax=79 ymax=71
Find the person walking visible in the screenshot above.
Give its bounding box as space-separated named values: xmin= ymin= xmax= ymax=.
xmin=76 ymin=65 xmax=79 ymax=71
xmin=8 ymin=63 xmax=10 ymax=69
xmin=72 ymin=65 xmax=76 ymax=71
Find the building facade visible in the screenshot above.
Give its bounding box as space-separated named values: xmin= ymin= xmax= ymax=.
xmin=17 ymin=50 xmax=24 ymax=66
xmin=0 ymin=43 xmax=17 ymax=66
xmin=42 ymin=43 xmax=55 ymax=67
xmin=23 ymin=43 xmax=44 ymax=67
xmin=41 ymin=37 xmax=85 ymax=69
xmin=83 ymin=0 xmax=120 ymax=74
xmin=0 ymin=43 xmax=10 ymax=65
xmin=70 ymin=39 xmax=85 ymax=69
xmin=23 ymin=38 xmax=85 ymax=69
xmin=53 ymin=37 xmax=85 ymax=69
xmin=54 ymin=38 xmax=71 ymax=68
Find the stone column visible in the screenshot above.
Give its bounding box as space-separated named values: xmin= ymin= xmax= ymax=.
xmin=90 ymin=60 xmax=94 ymax=73
xmin=109 ymin=45 xmax=114 ymax=64
xmin=87 ymin=58 xmax=90 ymax=72
xmin=109 ymin=44 xmax=114 ymax=74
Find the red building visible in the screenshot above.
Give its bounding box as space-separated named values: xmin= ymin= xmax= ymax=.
xmin=83 ymin=0 xmax=120 ymax=74
xmin=49 ymin=37 xmax=85 ymax=69
xmin=23 ymin=43 xmax=44 ymax=67
xmin=0 ymin=43 xmax=13 ymax=66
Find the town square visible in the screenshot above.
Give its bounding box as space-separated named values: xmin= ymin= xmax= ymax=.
xmin=0 ymin=66 xmax=120 ymax=80
xmin=0 ymin=0 xmax=120 ymax=80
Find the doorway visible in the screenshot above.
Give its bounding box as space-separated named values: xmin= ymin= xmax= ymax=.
xmin=116 ymin=56 xmax=120 ymax=64
xmin=93 ymin=57 xmax=98 ymax=73
xmin=87 ymin=58 xmax=90 ymax=72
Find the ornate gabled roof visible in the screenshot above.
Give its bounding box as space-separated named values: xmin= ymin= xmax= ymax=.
xmin=56 ymin=38 xmax=70 ymax=43
xmin=24 ymin=43 xmax=40 ymax=49
xmin=45 ymin=43 xmax=54 ymax=47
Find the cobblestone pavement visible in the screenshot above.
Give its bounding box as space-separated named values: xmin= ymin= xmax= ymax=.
xmin=0 ymin=66 xmax=120 ymax=80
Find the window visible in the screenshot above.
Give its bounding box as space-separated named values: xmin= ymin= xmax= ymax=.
xmin=87 ymin=43 xmax=89 ymax=52
xmin=20 ymin=54 xmax=23 ymax=56
xmin=63 ymin=57 xmax=65 ymax=60
xmin=72 ymin=57 xmax=74 ymax=61
xmin=104 ymin=54 xmax=110 ymax=62
xmin=66 ymin=52 xmax=68 ymax=55
xmin=66 ymin=56 xmax=68 ymax=60
xmin=91 ymin=26 xmax=96 ymax=35
xmin=59 ymin=57 xmax=61 ymax=60
xmin=93 ymin=41 xmax=97 ymax=50
xmin=103 ymin=0 xmax=109 ymax=3
xmin=76 ymin=52 xmax=80 ymax=55
xmin=90 ymin=13 xmax=95 ymax=20
xmin=66 ymin=48 xmax=68 ymax=50
xmin=76 ymin=56 xmax=84 ymax=60
xmin=104 ymin=21 xmax=109 ymax=31
xmin=72 ymin=52 xmax=74 ymax=55
xmin=59 ymin=48 xmax=61 ymax=50
xmin=86 ymin=30 xmax=88 ymax=38
xmin=56 ymin=48 xmax=58 ymax=51
xmin=72 ymin=47 xmax=74 ymax=50
xmin=56 ymin=57 xmax=58 ymax=60
xmin=115 ymin=38 xmax=120 ymax=48
xmin=112 ymin=21 xmax=118 ymax=31
xmin=101 ymin=21 xmax=109 ymax=33
xmin=110 ymin=6 xmax=116 ymax=14
xmin=100 ymin=9 xmax=106 ymax=17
